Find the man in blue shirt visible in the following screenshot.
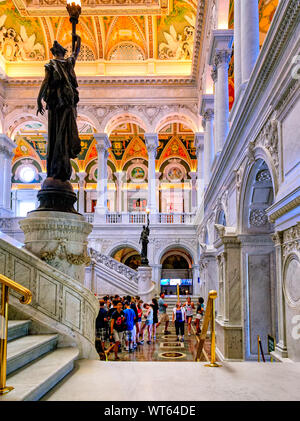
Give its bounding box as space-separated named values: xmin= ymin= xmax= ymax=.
xmin=124 ymin=301 xmax=136 ymax=352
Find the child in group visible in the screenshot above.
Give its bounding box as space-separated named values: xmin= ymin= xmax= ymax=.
xmin=172 ymin=302 xmax=187 ymax=342
xmin=123 ymin=301 xmax=136 ymax=352
xmin=139 ymin=303 xmax=153 ymax=345
xmin=136 ymin=300 xmax=143 ymax=344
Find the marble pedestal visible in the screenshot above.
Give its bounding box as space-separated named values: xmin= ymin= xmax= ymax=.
xmin=19 ymin=211 xmax=92 ymax=284
xmin=137 ymin=266 xmax=155 ymax=304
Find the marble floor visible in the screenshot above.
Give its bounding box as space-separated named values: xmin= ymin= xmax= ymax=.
xmin=98 ymin=323 xmax=210 ymax=362
xmin=42 ymin=325 xmax=300 ymax=401
xmin=42 ymin=359 xmax=300 ymax=401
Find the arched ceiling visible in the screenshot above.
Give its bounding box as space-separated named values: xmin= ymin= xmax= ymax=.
xmin=0 ymin=0 xmax=201 ymax=77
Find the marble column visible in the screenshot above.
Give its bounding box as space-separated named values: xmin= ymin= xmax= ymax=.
xmin=77 ymin=172 xmax=87 ymax=214
xmin=209 ymin=30 xmax=233 ymax=152
xmin=188 ymin=171 xmax=197 ymax=212
xmin=194 ymin=133 xmax=204 ymax=207
xmin=234 ymin=0 xmax=242 ymax=94
xmin=145 ymin=133 xmax=159 ymax=214
xmin=155 ymin=172 xmax=161 ymax=213
xmin=0 ymin=134 xmax=15 ymax=217
xmin=211 ymin=66 xmax=218 ymax=151
xmin=94 ymin=133 xmax=111 ymax=220
xmin=114 ymin=171 xmax=126 ymax=213
xmin=241 ymin=0 xmax=259 ymax=83
xmin=192 ymin=264 xmax=201 ymax=296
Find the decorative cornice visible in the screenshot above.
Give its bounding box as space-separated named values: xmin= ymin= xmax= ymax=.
xmin=267 ymin=186 xmax=300 ymax=223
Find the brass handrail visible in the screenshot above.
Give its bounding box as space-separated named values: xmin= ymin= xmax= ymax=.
xmin=0 ymin=273 xmax=32 ymax=395
xmin=194 ymin=290 xmax=221 ymax=367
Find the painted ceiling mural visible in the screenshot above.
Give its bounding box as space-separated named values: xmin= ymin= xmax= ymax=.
xmin=0 ymin=0 xmax=197 ymax=68
xmin=11 ymin=122 xmax=197 ymax=185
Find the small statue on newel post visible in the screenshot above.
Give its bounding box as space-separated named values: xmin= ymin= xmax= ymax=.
xmin=19 ymin=1 xmax=93 ymax=285
xmin=139 ymin=210 xmax=150 ymax=266
xmin=36 ymin=0 xmax=82 ymax=213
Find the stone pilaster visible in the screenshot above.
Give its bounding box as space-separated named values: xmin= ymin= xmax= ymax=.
xmin=145 ymin=133 xmax=159 ymax=214
xmin=94 ymin=133 xmax=111 ymax=220
xmin=271 ymin=231 xmax=288 ymax=359
xmin=214 ymin=225 xmax=243 ymax=361
xmin=0 ymin=134 xmax=15 ymax=217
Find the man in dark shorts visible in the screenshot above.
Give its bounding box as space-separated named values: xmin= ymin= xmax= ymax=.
xmin=110 ymin=302 xmax=126 ymax=360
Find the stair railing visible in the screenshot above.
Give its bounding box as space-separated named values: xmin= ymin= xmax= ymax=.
xmin=194 ymin=290 xmax=221 ymax=367
xmin=0 ymin=273 xmax=32 ymax=395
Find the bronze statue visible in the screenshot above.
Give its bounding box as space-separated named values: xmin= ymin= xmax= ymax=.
xmin=139 ymin=221 xmax=150 ymax=266
xmin=37 ymin=36 xmax=81 ymax=181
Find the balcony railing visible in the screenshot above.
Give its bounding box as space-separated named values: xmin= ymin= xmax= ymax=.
xmin=0 ymin=212 xmax=196 ymax=230
xmin=85 ymin=212 xmax=195 ymax=225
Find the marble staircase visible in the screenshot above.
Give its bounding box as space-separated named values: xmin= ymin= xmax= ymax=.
xmin=0 ymin=320 xmax=79 ymax=401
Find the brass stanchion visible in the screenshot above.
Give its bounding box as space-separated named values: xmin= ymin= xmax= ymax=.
xmin=0 ymin=284 xmax=14 ymax=395
xmin=204 ymin=290 xmax=221 ymax=368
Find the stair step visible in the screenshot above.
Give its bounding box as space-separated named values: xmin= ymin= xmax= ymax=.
xmin=7 ymin=320 xmax=31 ymax=342
xmin=0 ymin=347 xmax=79 ymax=401
xmin=7 ymin=334 xmax=58 ymax=376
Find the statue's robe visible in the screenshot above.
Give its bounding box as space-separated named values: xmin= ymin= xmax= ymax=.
xmin=42 ymin=56 xmax=81 ymax=181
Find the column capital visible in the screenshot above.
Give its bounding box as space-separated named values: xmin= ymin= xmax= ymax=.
xmin=145 ymin=133 xmax=159 ymax=150
xmin=94 ymin=133 xmax=111 ymax=151
xmin=114 ymin=171 xmax=126 ymax=183
xmin=188 ymin=171 xmax=197 ymax=181
xmin=0 ymin=134 xmax=15 ymax=158
xmin=77 ymin=171 xmax=87 ymax=187
xmin=194 ymin=132 xmax=204 ymax=150
xmin=200 ymin=94 xmax=214 ymax=120
xmin=208 ymin=29 xmax=234 ymax=66
xmin=214 ymin=49 xmax=232 ymax=68
xmin=211 ymin=65 xmax=218 ymax=83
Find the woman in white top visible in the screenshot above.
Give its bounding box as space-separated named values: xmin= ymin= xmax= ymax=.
xmin=183 ymin=296 xmax=194 ymax=336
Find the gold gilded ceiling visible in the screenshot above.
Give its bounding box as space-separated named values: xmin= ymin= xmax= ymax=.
xmin=0 ymin=0 xmax=199 ymax=77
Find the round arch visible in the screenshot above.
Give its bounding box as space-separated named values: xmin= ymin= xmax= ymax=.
xmin=102 ymin=111 xmax=150 ymax=135
xmin=155 ymin=242 xmax=196 ymax=266
xmin=77 ymin=108 xmax=101 ymax=133
xmin=6 ymin=113 xmax=47 ymax=140
xmin=238 ymin=153 xmax=277 ymax=233
xmin=154 ymin=111 xmax=199 ymax=134
xmin=107 ymin=242 xmax=141 ymax=259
